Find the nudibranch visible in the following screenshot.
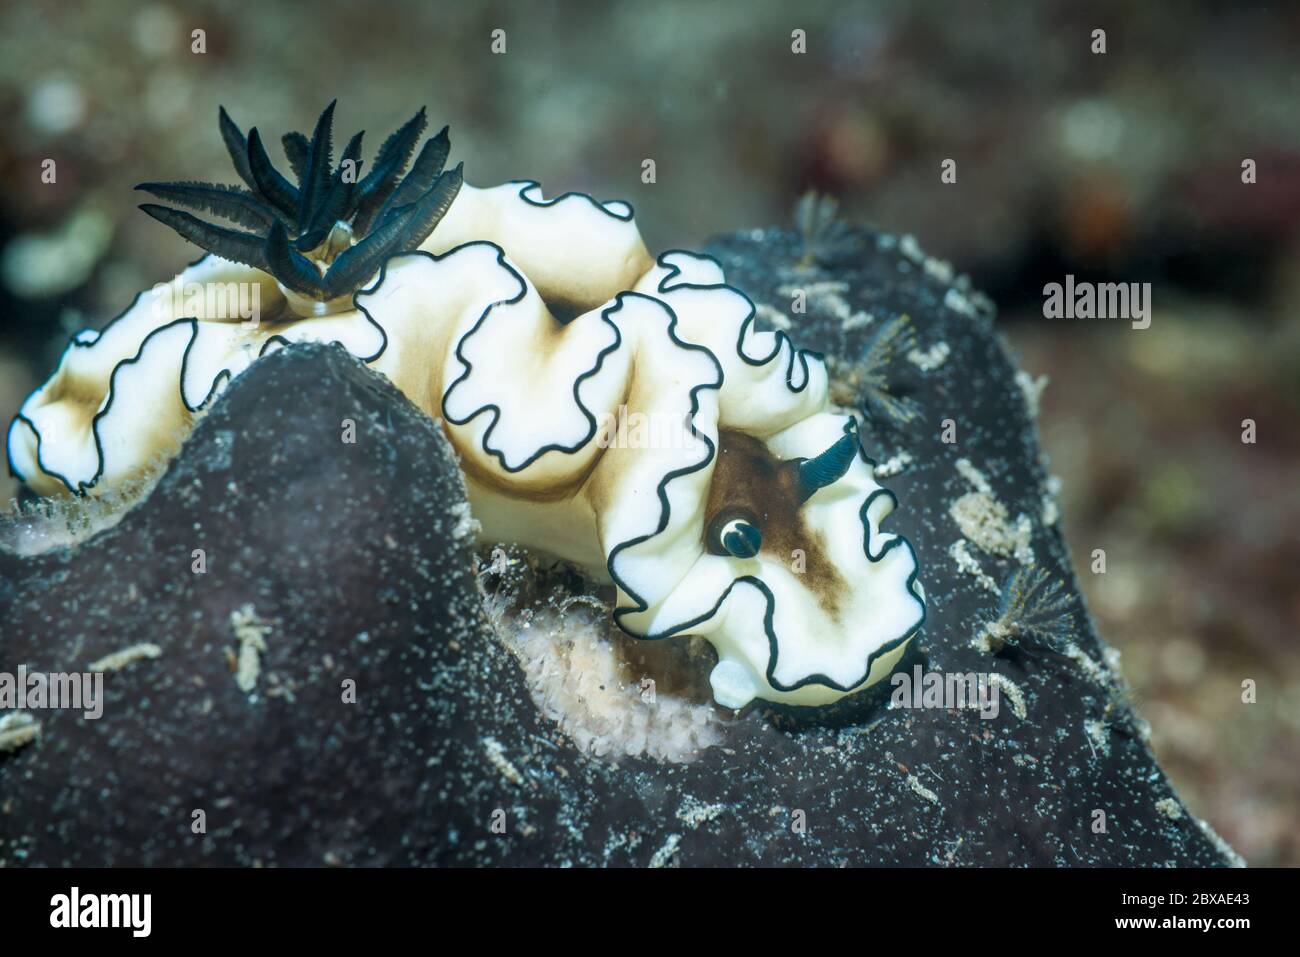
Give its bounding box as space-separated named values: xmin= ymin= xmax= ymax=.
xmin=7 ymin=104 xmax=925 ymax=709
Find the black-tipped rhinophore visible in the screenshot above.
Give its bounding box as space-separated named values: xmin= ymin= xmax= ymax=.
xmin=721 ymin=520 xmax=762 ymax=559
xmin=795 ymin=433 xmax=858 ymax=502
xmin=137 ymin=103 xmax=463 ymax=302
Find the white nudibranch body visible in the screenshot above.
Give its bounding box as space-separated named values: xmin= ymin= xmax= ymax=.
xmin=8 ymin=180 xmax=925 ymax=709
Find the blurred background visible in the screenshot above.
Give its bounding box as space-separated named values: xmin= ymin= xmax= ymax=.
xmin=0 ymin=0 xmax=1295 ymax=864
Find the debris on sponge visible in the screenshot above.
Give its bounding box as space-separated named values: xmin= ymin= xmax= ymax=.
xmin=1155 ymin=797 xmax=1183 ymax=820
xmin=230 ymin=603 xmax=274 ymax=694
xmin=0 ymin=711 xmax=40 ymax=753
xmin=873 ymin=450 xmax=914 ymax=479
xmin=950 ymin=458 xmax=1034 ymax=566
xmin=907 ymin=773 xmax=941 ymax=805
xmin=648 ymin=833 xmax=682 ymax=868
xmin=987 ymin=674 xmax=1027 ymax=719
xmin=88 ymin=643 xmax=162 ymax=672
xmin=1084 ymin=718 xmax=1112 ymax=757
xmin=1015 ymin=370 xmax=1049 ymax=419
xmin=1062 ymin=640 xmax=1112 ymax=685
xmin=676 ymin=795 xmax=727 ymax=828
xmin=449 ymin=500 xmax=480 ymax=542
xmin=907 ymin=340 xmax=950 ymax=372
xmin=1040 ymin=475 xmax=1062 ymax=526
xmin=950 ymin=540 xmax=1000 ymax=595
xmin=482 ymin=736 xmax=528 ymax=788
